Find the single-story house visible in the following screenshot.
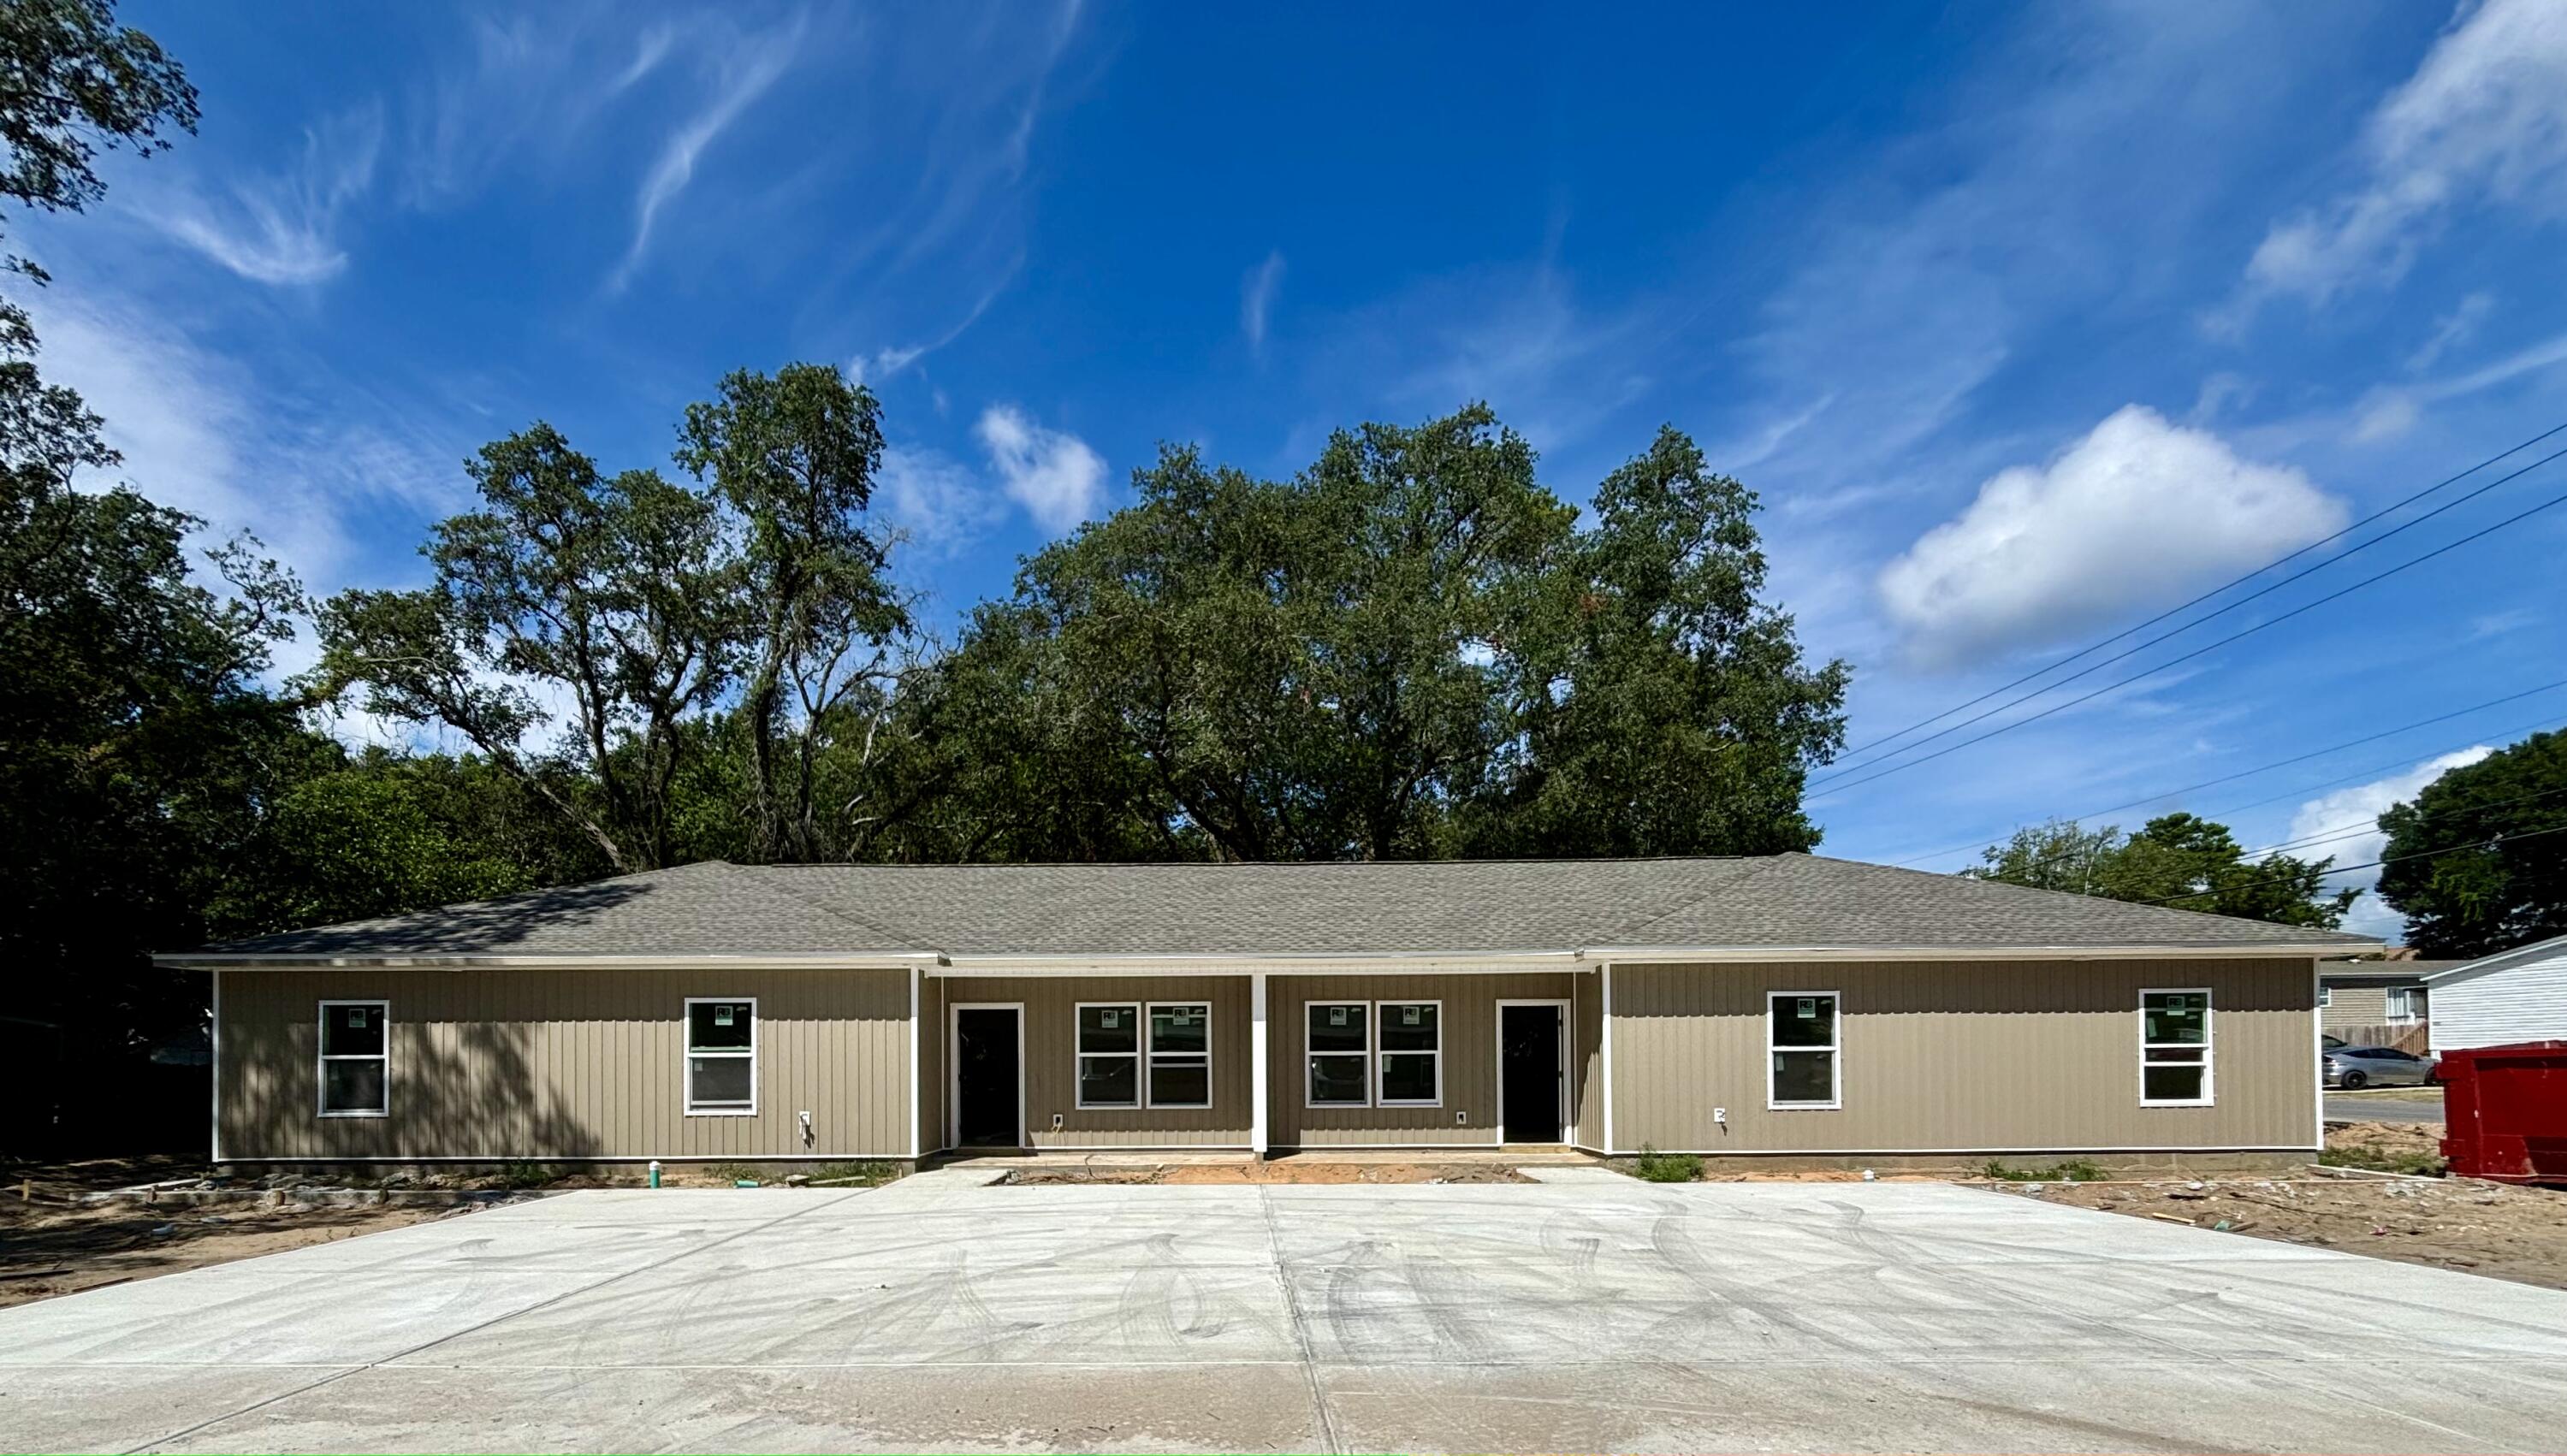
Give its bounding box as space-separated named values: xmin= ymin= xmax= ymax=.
xmin=2425 ymin=932 xmax=2567 ymax=1056
xmin=158 ymin=854 xmax=2374 ymax=1168
xmin=2319 ymin=956 xmax=2463 ymax=1052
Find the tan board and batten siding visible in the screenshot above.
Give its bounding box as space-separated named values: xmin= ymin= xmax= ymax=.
xmin=952 ymin=976 xmax=1254 ymax=1148
xmin=1607 ymin=958 xmax=2319 ymax=1152
xmin=1266 ymin=973 xmax=1575 ymax=1146
xmin=218 ymin=968 xmax=913 ymax=1160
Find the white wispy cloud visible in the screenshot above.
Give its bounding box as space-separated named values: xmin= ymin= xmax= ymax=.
xmin=1241 ymin=251 xmax=1284 ymax=353
xmin=2240 ymin=0 xmax=2567 ymax=310
xmin=608 ymin=17 xmax=803 ymax=293
xmin=2409 ymin=290 xmax=2497 ymax=372
xmin=2286 ymin=746 xmax=2494 ymax=939
xmin=976 ymin=405 xmax=1106 ymax=534
xmin=877 ymin=443 xmax=1005 ymax=559
xmin=1877 ymin=405 xmax=2348 ymax=669
xmin=146 ymin=107 xmax=382 ymax=285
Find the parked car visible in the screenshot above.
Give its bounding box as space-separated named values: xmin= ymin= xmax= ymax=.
xmin=2325 ymin=1045 xmax=2440 ymax=1089
xmin=2322 ymin=1033 xmax=2347 ymax=1050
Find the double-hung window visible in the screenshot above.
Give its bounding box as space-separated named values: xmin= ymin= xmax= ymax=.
xmin=1768 ymin=992 xmax=1840 ymax=1109
xmin=1307 ymin=1003 xmax=1370 ymax=1105
xmin=2386 ymin=985 xmax=2427 ymax=1023
xmin=2139 ymin=990 xmax=2212 ymax=1106
xmin=1304 ymin=1001 xmax=1442 ymax=1107
xmin=1077 ymin=1003 xmax=1141 ymax=1108
xmin=1376 ymin=1001 xmax=1441 ymax=1105
xmin=1147 ymin=1003 xmax=1212 ymax=1108
xmin=685 ymin=998 xmax=757 ymax=1115
xmin=317 ymin=1000 xmax=388 ymax=1117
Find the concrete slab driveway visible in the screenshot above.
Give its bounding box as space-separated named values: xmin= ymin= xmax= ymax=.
xmin=6 ymin=1170 xmax=2566 ymax=1454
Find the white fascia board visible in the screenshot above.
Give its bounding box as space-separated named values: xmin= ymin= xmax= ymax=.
xmin=154 ymin=951 xmax=941 ymax=972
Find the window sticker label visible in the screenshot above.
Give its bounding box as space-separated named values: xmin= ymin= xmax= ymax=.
xmin=1329 ymin=1007 xmax=1348 ymax=1027
xmin=347 ymin=1008 xmax=368 ymax=1027
xmin=1171 ymin=1011 xmax=1191 ymax=1025
xmin=1797 ymin=997 xmax=1816 ymax=1019
xmin=714 ymin=1005 xmax=735 ymax=1027
xmin=1402 ymin=1005 xmax=1421 ymax=1026
xmin=1103 ymin=1009 xmax=1120 ymax=1028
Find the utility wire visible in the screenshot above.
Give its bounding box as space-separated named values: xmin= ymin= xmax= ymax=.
xmin=2238 ymin=778 xmax=2567 ymax=861
xmin=1825 ymin=418 xmax=2567 ymax=772
xmin=1884 ymin=680 xmax=2567 ymax=870
xmin=1809 ymin=478 xmax=2567 ymax=802
xmin=1816 ymin=441 xmax=2567 ymax=786
xmin=2138 ymin=820 xmax=2567 ymax=908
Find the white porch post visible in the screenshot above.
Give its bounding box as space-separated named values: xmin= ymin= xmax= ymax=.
xmin=1250 ymin=971 xmax=1270 ymax=1159
xmin=1601 ymin=962 xmax=1615 ymax=1156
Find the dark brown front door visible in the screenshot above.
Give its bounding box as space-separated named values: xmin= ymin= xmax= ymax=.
xmin=955 ymin=1008 xmax=1020 ymax=1147
xmin=1500 ymin=1003 xmax=1563 ymax=1144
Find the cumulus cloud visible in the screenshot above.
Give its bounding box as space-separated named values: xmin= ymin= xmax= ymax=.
xmin=976 ymin=405 xmax=1106 ymax=534
xmin=2285 ymin=746 xmax=2494 ymax=939
xmin=147 ymin=109 xmax=382 ymax=286
xmin=2243 ymin=0 xmax=2567 ymax=307
xmin=1877 ymin=405 xmax=2347 ymax=669
xmin=1241 ymin=251 xmax=1284 ymax=352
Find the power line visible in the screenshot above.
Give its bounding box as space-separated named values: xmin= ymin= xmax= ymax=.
xmin=1825 ymin=419 xmax=2567 ymax=774
xmin=1817 ymin=441 xmax=2567 ymax=787
xmin=1809 ymin=478 xmax=2567 ymax=802
xmin=1884 ymin=680 xmax=2567 ymax=870
xmin=2238 ymin=778 xmax=2567 ymax=861
xmin=2137 ymin=820 xmax=2567 ymax=908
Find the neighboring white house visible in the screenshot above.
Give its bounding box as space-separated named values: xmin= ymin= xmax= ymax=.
xmin=2424 ymin=932 xmax=2567 ymax=1054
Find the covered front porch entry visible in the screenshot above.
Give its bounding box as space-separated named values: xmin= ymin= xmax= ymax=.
xmin=919 ymin=962 xmax=1598 ymax=1156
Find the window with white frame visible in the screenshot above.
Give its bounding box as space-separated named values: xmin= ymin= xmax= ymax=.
xmin=2317 ymin=985 xmax=2332 ymax=1009
xmin=1767 ymin=992 xmax=1839 ymax=1109
xmin=2386 ymin=985 xmax=2427 ymax=1022
xmin=317 ymin=1000 xmax=388 ymax=1116
xmin=1376 ymin=1001 xmax=1441 ymax=1105
xmin=1077 ymin=1003 xmax=1141 ymax=1108
xmin=1307 ymin=1002 xmax=1369 ymax=1105
xmin=1147 ymin=1002 xmax=1212 ymax=1108
xmin=685 ymin=998 xmax=757 ymax=1115
xmin=2140 ymin=990 xmax=2212 ymax=1105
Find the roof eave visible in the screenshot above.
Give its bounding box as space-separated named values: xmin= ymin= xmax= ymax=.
xmin=155 ymin=950 xmax=941 ymax=971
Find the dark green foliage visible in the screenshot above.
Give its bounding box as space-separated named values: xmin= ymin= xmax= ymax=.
xmin=1632 ymin=1145 xmax=1703 ymax=1182
xmin=1970 ymin=812 xmax=2359 ymax=928
xmin=1980 ymin=1158 xmax=2107 ymax=1182
xmin=2375 ymin=731 xmax=2567 ymax=957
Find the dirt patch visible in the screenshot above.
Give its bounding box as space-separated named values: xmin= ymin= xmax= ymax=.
xmin=0 ymin=1157 xmax=464 ymax=1310
xmin=2005 ymin=1125 xmax=2567 ymax=1293
xmin=1000 ymin=1162 xmax=1531 ymax=1186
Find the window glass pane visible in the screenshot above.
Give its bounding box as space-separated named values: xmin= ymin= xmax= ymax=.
xmin=2143 ymin=993 xmax=2206 ymax=1045
xmin=1308 ymin=1004 xmax=1366 ymax=1052
xmin=689 ymin=1055 xmax=753 ymax=1105
xmin=1079 ymin=1005 xmax=1139 ymax=1054
xmin=322 ymin=1004 xmax=385 ymax=1057
xmin=1379 ymin=1051 xmax=1438 ymax=1102
xmin=1308 ymin=1052 xmax=1367 ymax=1104
xmin=1770 ymin=996 xmax=1835 ymax=1048
xmin=1771 ymin=1049 xmax=1835 ymax=1104
xmin=2143 ymin=1064 xmax=2205 ymax=1102
xmin=689 ymin=1002 xmax=754 ymax=1051
xmin=1149 ymin=1061 xmax=1209 ymax=1107
xmin=1150 ymin=1004 xmax=1209 ymax=1055
xmin=322 ymin=1058 xmax=385 ymax=1113
xmin=1378 ymin=1003 xmax=1438 ymax=1051
xmin=1078 ymin=1055 xmax=1137 ymax=1106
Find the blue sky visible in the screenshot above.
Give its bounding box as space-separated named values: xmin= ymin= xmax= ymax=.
xmin=30 ymin=0 xmax=2567 ymax=938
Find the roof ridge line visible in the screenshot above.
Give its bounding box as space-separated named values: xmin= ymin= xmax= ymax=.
xmin=1795 ymin=852 xmax=2372 ymax=943
xmin=1596 ymin=855 xmax=1799 ymax=948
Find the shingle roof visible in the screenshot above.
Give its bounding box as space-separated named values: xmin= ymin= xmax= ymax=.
xmin=171 ymin=853 xmax=2374 ymax=962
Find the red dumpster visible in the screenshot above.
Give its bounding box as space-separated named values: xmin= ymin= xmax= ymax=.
xmin=2438 ymin=1040 xmax=2567 ymax=1186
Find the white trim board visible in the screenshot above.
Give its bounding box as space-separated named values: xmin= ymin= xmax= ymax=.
xmin=1493 ymin=997 xmax=1570 ymax=1145
xmin=946 ymin=1001 xmax=1027 ymax=1151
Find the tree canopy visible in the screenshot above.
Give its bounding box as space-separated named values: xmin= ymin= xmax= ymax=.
xmin=2375 ymin=731 xmax=2567 ymax=957
xmin=1968 ymin=812 xmax=2360 ymax=929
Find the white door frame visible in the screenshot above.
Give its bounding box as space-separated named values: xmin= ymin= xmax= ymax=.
xmin=1494 ymin=998 xmax=1572 ymax=1145
xmin=947 ymin=1001 xmax=1026 ymax=1149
